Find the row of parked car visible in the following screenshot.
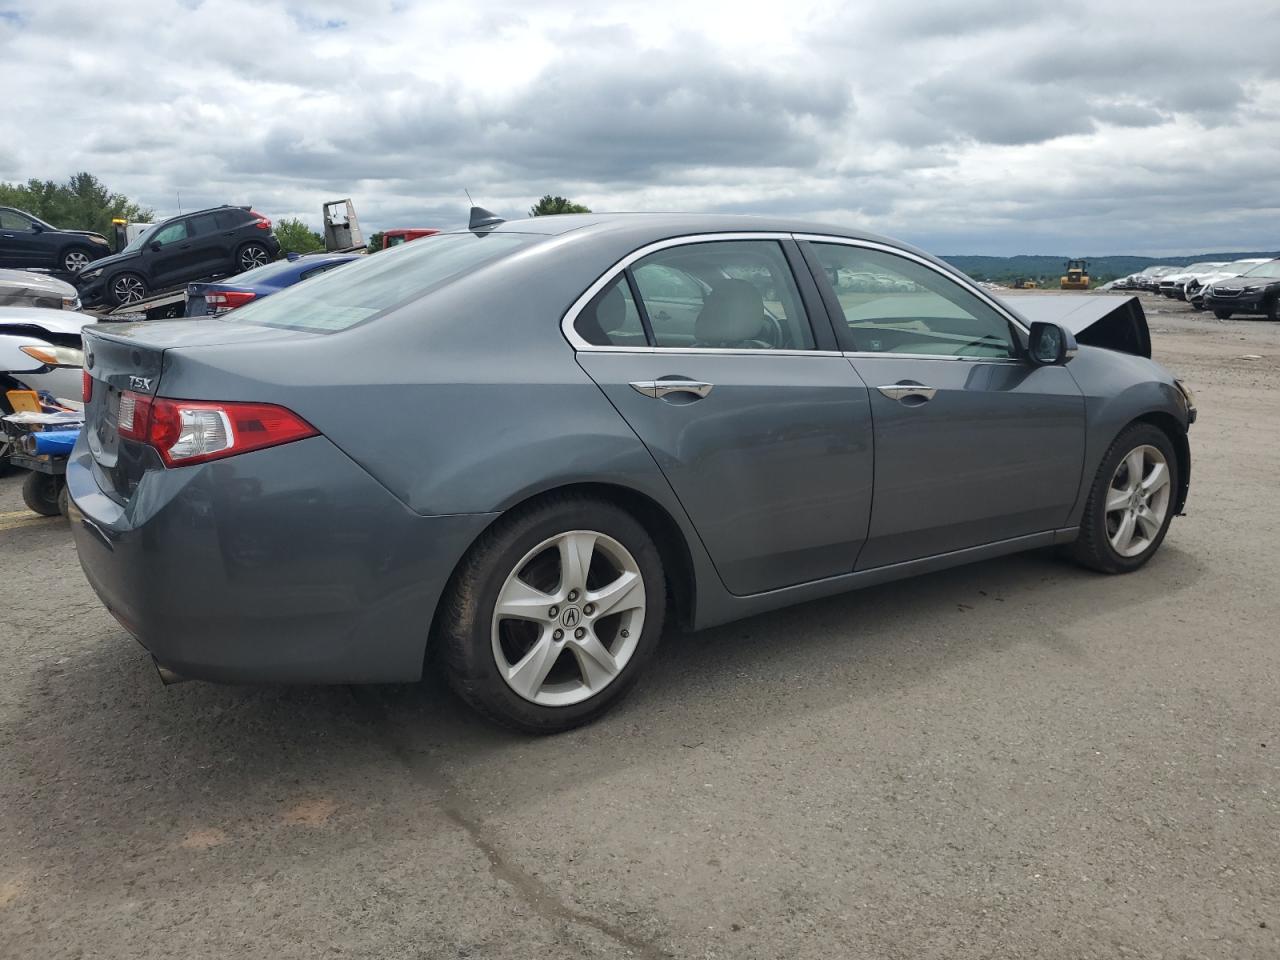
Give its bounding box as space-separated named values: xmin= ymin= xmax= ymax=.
xmin=1112 ymin=258 xmax=1280 ymax=321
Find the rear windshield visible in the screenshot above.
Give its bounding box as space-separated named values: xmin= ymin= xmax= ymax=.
xmin=223 ymin=232 xmax=539 ymax=332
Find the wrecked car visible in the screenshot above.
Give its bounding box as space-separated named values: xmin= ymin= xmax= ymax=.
xmin=0 ymin=269 xmax=82 ymax=311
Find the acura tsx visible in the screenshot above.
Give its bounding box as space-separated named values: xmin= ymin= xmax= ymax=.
xmin=68 ymin=211 xmax=1195 ymax=732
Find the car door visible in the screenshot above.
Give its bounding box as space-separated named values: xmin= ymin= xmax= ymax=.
xmin=144 ymin=220 xmax=196 ymax=288
xmin=183 ymin=212 xmax=233 ymax=279
xmin=0 ymin=209 xmax=42 ymax=268
xmin=570 ymin=236 xmax=874 ymax=596
xmin=801 ymin=238 xmax=1086 ymax=570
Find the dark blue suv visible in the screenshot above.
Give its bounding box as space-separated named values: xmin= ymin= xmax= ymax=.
xmin=76 ymin=205 xmax=281 ymax=307
xmin=0 ymin=206 xmax=113 ymax=275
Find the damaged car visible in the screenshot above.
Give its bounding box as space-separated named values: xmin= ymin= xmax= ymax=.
xmin=0 ymin=269 xmax=82 ymax=310
xmin=69 ymin=212 xmax=1195 ymax=733
xmin=1201 ymin=258 xmax=1280 ymax=321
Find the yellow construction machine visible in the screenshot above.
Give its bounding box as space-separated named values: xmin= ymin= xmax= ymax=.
xmin=1060 ymin=259 xmax=1090 ymax=290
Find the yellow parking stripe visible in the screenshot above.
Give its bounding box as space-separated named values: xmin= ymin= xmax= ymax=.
xmin=0 ymin=514 xmax=60 ymax=532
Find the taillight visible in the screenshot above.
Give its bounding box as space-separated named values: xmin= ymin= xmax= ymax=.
xmin=249 ymin=210 xmax=271 ymax=230
xmin=83 ymin=370 xmax=93 ymax=403
xmin=115 ymin=391 xmax=317 ymax=467
xmin=204 ymin=290 xmax=257 ymax=312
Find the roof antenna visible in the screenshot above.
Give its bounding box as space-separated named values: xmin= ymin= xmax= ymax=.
xmin=464 ymin=188 xmax=475 ymax=206
xmin=467 ymin=198 xmax=504 ymax=231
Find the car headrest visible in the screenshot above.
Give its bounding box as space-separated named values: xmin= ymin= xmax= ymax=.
xmin=695 ymin=279 xmax=764 ymax=345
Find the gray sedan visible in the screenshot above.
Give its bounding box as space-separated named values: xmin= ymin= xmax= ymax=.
xmin=68 ymin=212 xmax=1195 ymax=732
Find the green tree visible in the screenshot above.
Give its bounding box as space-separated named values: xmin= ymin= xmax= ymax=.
xmin=366 ymin=231 xmax=385 ymax=253
xmin=529 ymin=195 xmax=591 ymax=216
xmin=274 ymin=217 xmax=326 ymax=255
xmin=0 ymin=172 xmax=151 ymax=237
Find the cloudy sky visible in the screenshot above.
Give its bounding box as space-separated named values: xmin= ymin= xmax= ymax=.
xmin=2 ymin=0 xmax=1278 ymax=255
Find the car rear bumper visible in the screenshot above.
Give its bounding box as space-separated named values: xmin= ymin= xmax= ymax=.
xmin=66 ymin=435 xmax=496 ymax=684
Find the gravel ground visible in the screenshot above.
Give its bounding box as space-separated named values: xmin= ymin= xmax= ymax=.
xmin=1 ymin=292 xmax=1277 ymax=959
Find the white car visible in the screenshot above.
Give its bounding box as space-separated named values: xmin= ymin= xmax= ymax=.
xmin=0 ymin=268 xmax=81 ymax=310
xmin=0 ymin=305 xmax=94 ymax=406
xmin=1187 ymin=258 xmax=1271 ymax=309
xmin=1157 ymin=262 xmax=1226 ymax=299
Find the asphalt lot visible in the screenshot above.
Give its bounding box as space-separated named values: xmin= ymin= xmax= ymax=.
xmin=2 ymin=292 xmax=1278 ymax=959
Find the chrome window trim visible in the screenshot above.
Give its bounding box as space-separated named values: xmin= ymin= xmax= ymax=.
xmin=561 ymin=232 xmax=817 ymax=354
xmin=578 ymin=347 xmax=845 ymax=357
xmin=793 ymin=233 xmax=1030 ymax=337
xmin=841 ymin=351 xmax=1022 ymax=364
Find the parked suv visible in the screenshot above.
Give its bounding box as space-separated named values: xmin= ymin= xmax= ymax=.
xmin=0 ymin=206 xmax=113 ymax=275
xmin=76 ymin=206 xmax=280 ymax=307
xmin=1202 ymin=259 xmax=1280 ymax=321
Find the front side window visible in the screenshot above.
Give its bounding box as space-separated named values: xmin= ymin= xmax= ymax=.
xmin=151 ymin=222 xmax=188 ymax=247
xmin=0 ymin=209 xmax=35 ymax=230
xmin=809 ymin=243 xmax=1015 ymax=358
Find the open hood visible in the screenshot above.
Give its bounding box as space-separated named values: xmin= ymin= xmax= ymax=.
xmin=998 ymin=294 xmax=1151 ymax=358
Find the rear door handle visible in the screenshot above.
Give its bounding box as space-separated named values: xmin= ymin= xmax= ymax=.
xmin=629 ymin=379 xmax=714 ymax=399
xmin=877 ymin=384 xmax=937 ymax=402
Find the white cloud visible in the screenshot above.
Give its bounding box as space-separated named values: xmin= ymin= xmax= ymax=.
xmin=0 ymin=0 xmax=1277 ymax=254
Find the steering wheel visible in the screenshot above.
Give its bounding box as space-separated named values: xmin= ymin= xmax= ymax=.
xmin=759 ymin=309 xmax=786 ymax=348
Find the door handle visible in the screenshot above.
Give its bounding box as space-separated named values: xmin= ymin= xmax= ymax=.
xmin=629 ymin=379 xmax=715 ymax=399
xmin=877 ymin=384 xmax=937 ymax=402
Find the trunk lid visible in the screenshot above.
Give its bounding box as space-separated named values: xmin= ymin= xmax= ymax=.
xmin=81 ymin=320 xmax=311 ymax=502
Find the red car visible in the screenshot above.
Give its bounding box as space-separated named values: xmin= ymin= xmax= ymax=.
xmin=382 ymin=228 xmax=440 ymax=249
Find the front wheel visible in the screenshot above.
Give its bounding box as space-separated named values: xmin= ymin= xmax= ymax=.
xmin=1072 ymin=424 xmax=1178 ymax=574
xmin=109 ymin=273 xmax=148 ymax=306
xmin=440 ymin=496 xmax=666 ymax=733
xmin=1213 ymin=309 xmax=1233 ymax=320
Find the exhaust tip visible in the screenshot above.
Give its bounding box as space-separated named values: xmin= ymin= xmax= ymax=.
xmin=154 ymin=660 xmax=188 ymax=685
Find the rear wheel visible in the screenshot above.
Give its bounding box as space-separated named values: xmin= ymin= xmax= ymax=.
xmin=109 ymin=273 xmax=148 ymax=306
xmin=440 ymin=496 xmax=666 ymax=733
xmin=61 ymin=246 xmax=93 ymax=274
xmin=1072 ymin=424 xmax=1178 ymax=574
xmin=1213 ymin=309 xmax=1233 ymax=320
xmin=21 ymin=472 xmax=63 ymax=517
xmin=237 ymin=243 xmax=271 ymax=272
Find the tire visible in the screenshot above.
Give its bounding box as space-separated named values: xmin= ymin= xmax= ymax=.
xmin=108 ymin=273 xmax=148 ymax=306
xmin=1265 ymin=297 xmax=1278 ymax=323
xmin=57 ymin=482 xmax=69 ymax=518
xmin=1213 ymin=309 xmax=1233 ymax=320
xmin=1191 ymin=300 xmax=1206 ymax=312
xmin=1072 ymin=423 xmax=1178 ymax=574
xmin=439 ymin=495 xmax=667 ymax=734
xmin=22 ymin=472 xmax=63 ymax=517
xmin=236 ymin=242 xmax=271 ymax=272
xmin=61 ymin=246 xmax=94 ymax=274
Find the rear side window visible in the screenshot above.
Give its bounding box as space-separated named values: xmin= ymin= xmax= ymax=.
xmin=187 ymin=213 xmax=220 ymax=236
xmin=215 ymin=210 xmax=249 ymax=229
xmin=225 ymin=232 xmax=539 ymax=332
xmin=574 ymin=240 xmax=816 ymax=351
xmin=575 ymin=276 xmax=646 ymax=347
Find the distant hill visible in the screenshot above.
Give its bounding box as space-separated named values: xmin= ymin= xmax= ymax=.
xmin=941 ymin=252 xmax=1280 ymax=285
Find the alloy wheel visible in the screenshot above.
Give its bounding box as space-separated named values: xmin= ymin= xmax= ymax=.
xmin=63 ymin=250 xmax=90 ymax=273
xmin=491 ymin=530 xmax=646 ymax=707
xmin=112 ymin=276 xmax=145 ymax=304
xmin=240 ymin=245 xmax=269 ymax=270
xmin=1105 ymin=444 xmax=1172 ymax=558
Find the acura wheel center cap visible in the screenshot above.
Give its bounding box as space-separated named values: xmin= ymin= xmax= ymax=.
xmin=560 ymin=606 xmax=582 ymax=628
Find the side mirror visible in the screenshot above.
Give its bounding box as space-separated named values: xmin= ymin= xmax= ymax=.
xmin=149 ymin=240 xmax=162 ymax=252
xmin=1027 ymin=321 xmax=1077 ymax=365
xmin=30 ymin=223 xmax=43 ymax=233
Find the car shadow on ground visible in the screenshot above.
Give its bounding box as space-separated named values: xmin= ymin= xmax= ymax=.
xmin=2 ymin=541 xmax=1206 ymax=873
